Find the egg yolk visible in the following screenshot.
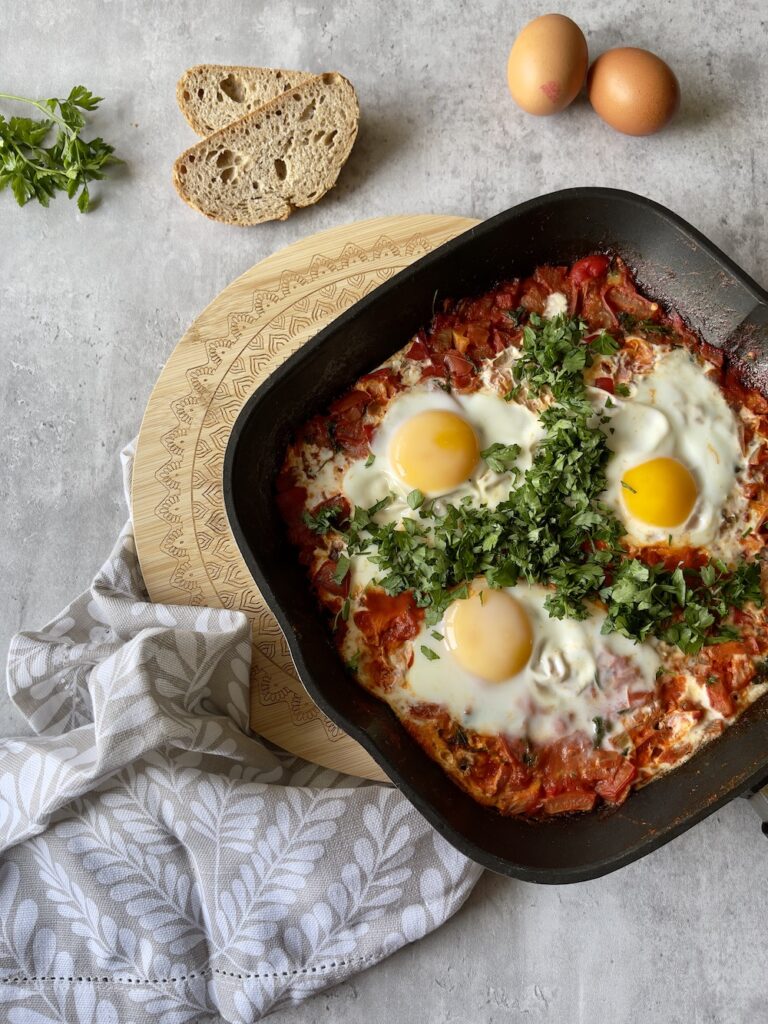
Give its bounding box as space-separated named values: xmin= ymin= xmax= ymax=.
xmin=389 ymin=410 xmax=480 ymax=494
xmin=621 ymin=457 xmax=698 ymax=528
xmin=444 ymin=589 xmax=533 ymax=683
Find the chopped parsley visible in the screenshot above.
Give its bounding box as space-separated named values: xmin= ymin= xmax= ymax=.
xmin=480 ymin=442 xmax=522 ymax=474
xmin=337 ymin=312 xmax=761 ymax=650
xmin=593 ymin=715 xmax=607 ymax=748
xmin=600 ymin=558 xmax=762 ymax=654
xmin=504 ymin=306 xmax=527 ymax=326
xmin=617 ymin=312 xmax=671 ymax=336
xmin=420 ymin=645 xmax=440 ymax=661
xmin=332 ymin=555 xmax=351 ymax=586
xmin=303 ymin=500 xmax=345 ymax=534
xmin=333 ymin=596 xmax=351 ymax=630
xmin=365 ymin=453 xmax=376 ymax=468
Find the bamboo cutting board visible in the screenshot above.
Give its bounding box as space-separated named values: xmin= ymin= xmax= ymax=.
xmin=132 ymin=214 xmax=478 ymax=780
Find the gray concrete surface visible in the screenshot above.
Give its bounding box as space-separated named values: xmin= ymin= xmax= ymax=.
xmin=2 ymin=1 xmax=767 ymax=1020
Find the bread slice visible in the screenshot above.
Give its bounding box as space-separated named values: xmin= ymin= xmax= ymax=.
xmin=177 ymin=64 xmax=315 ymax=135
xmin=172 ymin=72 xmax=359 ymax=226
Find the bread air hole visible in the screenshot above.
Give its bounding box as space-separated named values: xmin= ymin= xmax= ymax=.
xmin=274 ymin=158 xmax=287 ymax=180
xmin=220 ymin=167 xmax=235 ymax=184
xmin=299 ymin=99 xmax=316 ymax=122
xmin=216 ymin=150 xmax=234 ymax=168
xmin=187 ymin=154 xmax=196 ymax=164
xmin=183 ymin=90 xmax=191 ymax=101
xmin=197 ymin=88 xmax=204 ymax=99
xmin=324 ymin=129 xmax=338 ymax=147
xmin=220 ymin=74 xmax=245 ymax=102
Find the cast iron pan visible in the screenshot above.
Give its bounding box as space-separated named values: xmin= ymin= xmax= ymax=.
xmin=224 ymin=188 xmax=768 ymax=883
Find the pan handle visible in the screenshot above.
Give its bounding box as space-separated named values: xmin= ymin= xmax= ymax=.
xmin=723 ymin=300 xmax=768 ymax=394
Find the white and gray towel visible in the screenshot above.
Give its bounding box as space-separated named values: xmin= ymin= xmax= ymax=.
xmin=0 ymin=446 xmax=481 ymax=1022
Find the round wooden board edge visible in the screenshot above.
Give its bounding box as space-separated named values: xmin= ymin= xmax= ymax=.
xmin=131 ymin=212 xmax=480 ymax=780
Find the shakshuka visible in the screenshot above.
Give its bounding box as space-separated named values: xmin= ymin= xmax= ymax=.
xmin=277 ymin=255 xmax=768 ymax=816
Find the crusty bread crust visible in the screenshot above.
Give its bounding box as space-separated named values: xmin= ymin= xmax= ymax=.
xmin=177 ymin=64 xmax=315 ymax=135
xmin=172 ymin=72 xmax=359 ymax=226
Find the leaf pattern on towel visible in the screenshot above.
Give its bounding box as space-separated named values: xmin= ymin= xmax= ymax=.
xmin=0 ymin=445 xmax=482 ymax=1022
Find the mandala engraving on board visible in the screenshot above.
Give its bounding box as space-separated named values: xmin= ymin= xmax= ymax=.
xmin=150 ymin=231 xmax=442 ymax=739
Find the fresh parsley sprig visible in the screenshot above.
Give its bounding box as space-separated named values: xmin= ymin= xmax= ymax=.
xmin=0 ymin=86 xmax=119 ymax=211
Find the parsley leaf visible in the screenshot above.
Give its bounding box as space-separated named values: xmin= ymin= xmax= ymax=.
xmin=303 ymin=500 xmax=346 ymax=534
xmin=332 ymin=555 xmax=351 ymax=586
xmin=480 ymin=442 xmax=522 ymax=474
xmin=0 ymin=86 xmax=120 ymax=211
xmin=589 ymin=331 xmax=620 ymax=356
xmin=420 ymin=645 xmax=440 ymax=661
xmin=617 ymin=312 xmax=671 ymax=336
xmin=504 ymin=306 xmax=527 ymax=326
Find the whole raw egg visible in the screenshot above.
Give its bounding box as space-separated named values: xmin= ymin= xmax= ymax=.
xmin=587 ymin=47 xmax=680 ymax=135
xmin=507 ymin=13 xmax=588 ymax=116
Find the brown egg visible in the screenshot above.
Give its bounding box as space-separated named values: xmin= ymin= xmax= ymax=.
xmin=587 ymin=47 xmax=680 ymax=135
xmin=507 ymin=14 xmax=588 ymax=116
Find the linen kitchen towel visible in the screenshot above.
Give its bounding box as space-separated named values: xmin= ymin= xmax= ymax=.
xmin=0 ymin=444 xmax=482 ymax=1023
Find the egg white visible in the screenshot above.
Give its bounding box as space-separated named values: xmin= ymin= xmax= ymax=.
xmin=342 ymin=386 xmax=544 ymax=523
xmin=600 ymin=348 xmax=743 ymax=545
xmin=404 ymin=582 xmax=660 ymax=746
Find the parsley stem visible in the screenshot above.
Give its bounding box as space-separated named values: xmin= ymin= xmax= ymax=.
xmin=8 ymin=139 xmax=63 ymax=178
xmin=0 ymin=92 xmax=72 ymax=135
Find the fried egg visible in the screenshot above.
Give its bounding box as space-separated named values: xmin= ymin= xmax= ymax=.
xmin=406 ymin=580 xmax=660 ymax=745
xmin=600 ymin=348 xmax=742 ymax=545
xmin=342 ymin=387 xmax=544 ymax=522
